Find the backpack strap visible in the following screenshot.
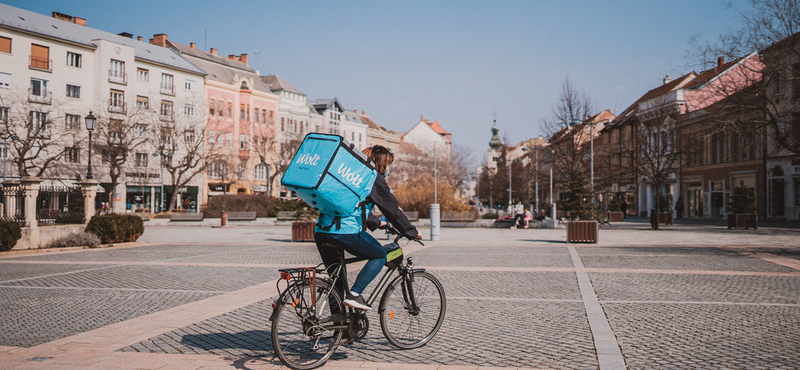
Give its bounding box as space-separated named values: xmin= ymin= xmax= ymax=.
xmin=316 ymin=216 xmax=341 ymax=232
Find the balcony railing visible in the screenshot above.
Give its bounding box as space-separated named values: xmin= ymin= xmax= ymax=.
xmin=108 ymin=100 xmax=127 ymax=114
xmin=160 ymin=83 xmax=174 ymax=95
xmin=29 ymin=56 xmax=52 ymax=71
xmin=28 ymin=88 xmax=52 ymax=104
xmin=108 ymin=69 xmax=127 ymax=85
xmin=160 ymin=112 xmax=174 ymax=122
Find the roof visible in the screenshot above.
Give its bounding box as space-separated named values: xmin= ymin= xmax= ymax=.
xmin=0 ymin=4 xmax=205 ymax=75
xmin=170 ymin=42 xmax=270 ymax=92
xmin=638 ymin=72 xmax=696 ymax=102
xmin=261 ymin=75 xmax=305 ymax=95
xmin=312 ymin=98 xmax=345 ymax=113
xmin=359 ymin=113 xmax=386 ymax=131
xmin=682 ymin=56 xmax=749 ymax=90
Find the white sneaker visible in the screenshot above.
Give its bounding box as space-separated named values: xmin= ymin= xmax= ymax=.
xmin=344 ymin=293 xmax=372 ymax=310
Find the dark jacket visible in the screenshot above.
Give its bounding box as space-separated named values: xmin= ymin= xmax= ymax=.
xmin=365 ymin=175 xmax=419 ymax=239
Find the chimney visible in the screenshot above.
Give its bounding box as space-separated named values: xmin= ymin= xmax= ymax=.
xmin=354 ymin=109 xmax=359 ymax=114
xmin=362 ymin=110 xmax=366 ymax=116
xmin=239 ymin=53 xmax=248 ymax=65
xmin=228 ymin=54 xmax=236 ymax=60
xmin=51 ymin=11 xmax=86 ymax=26
xmin=663 ymin=74 xmax=672 ymax=85
xmin=150 ymin=33 xmax=168 ymax=47
xmin=137 ymin=36 xmax=143 ymax=41
xmin=190 ymin=42 xmax=196 ymax=49
xmin=717 ymin=56 xmax=725 ymax=67
xmin=210 ymin=48 xmax=218 ymax=55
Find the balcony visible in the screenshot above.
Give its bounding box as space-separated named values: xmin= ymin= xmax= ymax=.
xmin=108 ymin=69 xmax=127 ymax=85
xmin=29 ymin=56 xmax=52 ymax=72
xmin=28 ymin=88 xmax=52 ymax=104
xmin=160 ymin=83 xmax=174 ymax=95
xmin=108 ymin=100 xmax=127 ymax=114
xmin=160 ymin=112 xmax=174 ymax=122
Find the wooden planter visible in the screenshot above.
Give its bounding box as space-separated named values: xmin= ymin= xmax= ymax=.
xmin=728 ymin=214 xmax=758 ymax=230
xmin=291 ymin=221 xmax=316 ymax=242
xmin=567 ymin=221 xmax=598 ymax=243
xmin=608 ymin=212 xmax=624 ymax=222
xmin=650 ymin=212 xmax=673 ymax=226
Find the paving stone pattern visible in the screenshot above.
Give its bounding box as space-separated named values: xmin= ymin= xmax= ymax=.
xmin=0 ymin=263 xmax=102 ymax=281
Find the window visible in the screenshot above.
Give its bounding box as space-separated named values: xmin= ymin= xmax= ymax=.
xmin=135 ymin=153 xmax=148 ymax=167
xmin=66 ymin=52 xmax=81 ymax=68
xmin=109 ymin=89 xmax=124 ymax=112
xmin=269 ymin=111 xmax=273 ymax=125
xmin=227 ymin=102 xmax=232 ymax=117
xmin=66 ymin=84 xmax=80 ymax=98
xmin=239 ymin=134 xmax=248 ymax=150
xmin=109 ymin=119 xmax=123 ymax=144
xmin=134 ymin=123 xmax=147 ymax=138
xmin=184 ymin=104 xmax=194 ymax=117
xmin=209 ymin=98 xmax=215 ymax=115
xmin=281 ymin=117 xmax=284 ymax=131
xmin=0 ymin=106 xmax=9 ymax=122
xmin=0 ymin=71 xmax=11 ymax=88
xmin=240 ymin=104 xmax=245 ymax=120
xmin=237 ymin=164 xmax=247 ymax=179
xmin=161 ymin=73 xmax=174 ymax=94
xmin=30 ymin=111 xmax=48 ymax=136
xmin=184 ymin=129 xmax=195 ymax=143
xmin=65 ymin=114 xmax=81 ymax=130
xmin=109 ymin=59 xmax=125 ymax=83
xmin=246 ymin=104 xmax=250 ymax=121
xmin=136 ymin=95 xmax=148 ymax=109
xmin=254 ymin=108 xmax=259 ymax=123
xmin=65 ymin=147 xmax=79 ymax=163
xmin=30 ymin=78 xmax=47 ymax=96
xmin=0 ymin=36 xmax=10 ymax=54
xmin=254 ymin=163 xmax=267 ymax=180
xmin=218 ymin=100 xmax=224 ymax=116
xmin=160 ymin=101 xmax=173 ymax=121
xmin=208 ymin=161 xmax=229 ymax=179
xmin=30 ymin=44 xmax=50 ymax=70
xmin=137 ymin=68 xmax=149 ymax=82
xmin=225 ymin=132 xmax=232 ymax=147
xmin=185 ymin=79 xmax=194 ymax=91
xmin=262 ymin=110 xmax=267 ymax=124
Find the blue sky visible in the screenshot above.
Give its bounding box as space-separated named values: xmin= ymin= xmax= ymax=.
xmin=6 ymin=0 xmax=751 ymax=164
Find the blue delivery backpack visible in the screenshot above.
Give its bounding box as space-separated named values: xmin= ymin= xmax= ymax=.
xmin=281 ymin=133 xmax=378 ymax=222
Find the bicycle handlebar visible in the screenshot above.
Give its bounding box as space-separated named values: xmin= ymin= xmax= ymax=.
xmin=384 ymin=225 xmax=424 ymax=246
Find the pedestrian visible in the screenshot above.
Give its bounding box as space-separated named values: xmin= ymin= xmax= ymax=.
xmin=621 ymin=199 xmax=628 ymax=219
xmin=676 ymin=197 xmax=684 ymax=219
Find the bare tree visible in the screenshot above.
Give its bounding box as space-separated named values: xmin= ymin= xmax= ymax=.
xmin=0 ymin=88 xmax=73 ymax=179
xmin=543 ymin=77 xmax=596 ymax=186
xmin=271 ymin=134 xmax=303 ymax=196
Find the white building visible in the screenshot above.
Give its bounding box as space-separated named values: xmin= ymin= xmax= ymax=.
xmin=402 ymin=115 xmax=451 ymax=159
xmin=0 ymin=4 xmax=206 ymax=213
xmin=340 ymin=109 xmax=368 ymax=150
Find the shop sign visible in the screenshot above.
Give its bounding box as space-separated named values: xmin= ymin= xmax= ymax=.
xmin=126 ymin=171 xmax=159 ymax=179
xmin=115 ymin=197 xmax=121 ymax=201
xmin=208 ymin=184 xmax=228 ymax=192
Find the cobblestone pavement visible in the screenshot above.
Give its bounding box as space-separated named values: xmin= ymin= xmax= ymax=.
xmin=0 ymin=224 xmax=798 ymax=370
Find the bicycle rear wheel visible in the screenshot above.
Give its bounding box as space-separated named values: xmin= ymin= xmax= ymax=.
xmin=271 ymin=279 xmax=344 ymax=370
xmin=379 ymin=271 xmax=446 ymax=349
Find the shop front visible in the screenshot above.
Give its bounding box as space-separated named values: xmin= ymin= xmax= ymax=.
xmin=126 ymin=185 xmax=161 ymax=213
xmin=164 ymin=186 xmax=199 ymax=212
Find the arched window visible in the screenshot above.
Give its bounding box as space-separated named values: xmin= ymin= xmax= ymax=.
xmin=240 ymin=81 xmax=249 ymax=90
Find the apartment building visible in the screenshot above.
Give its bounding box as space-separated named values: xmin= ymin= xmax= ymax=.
xmin=0 ymin=4 xmax=207 ymax=213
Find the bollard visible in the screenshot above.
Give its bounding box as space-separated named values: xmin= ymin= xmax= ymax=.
xmin=221 ymin=211 xmax=228 ymax=227
xmin=430 ymin=203 xmax=440 ymax=241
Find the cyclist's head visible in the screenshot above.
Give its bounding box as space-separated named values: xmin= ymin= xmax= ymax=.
xmin=362 ymin=145 xmax=394 ymax=176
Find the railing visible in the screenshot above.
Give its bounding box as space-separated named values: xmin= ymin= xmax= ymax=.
xmin=0 ymin=185 xmax=26 ymax=226
xmin=160 ymin=112 xmax=174 ymax=122
xmin=160 ymin=83 xmax=174 ymax=95
xmin=36 ymin=186 xmax=85 ymax=226
xmin=28 ymin=88 xmax=52 ymax=104
xmin=29 ymin=56 xmax=52 ymax=71
xmin=108 ymin=100 xmax=127 ymax=114
xmin=108 ymin=69 xmax=127 ymax=84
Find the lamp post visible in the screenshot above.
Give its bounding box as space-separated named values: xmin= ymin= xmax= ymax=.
xmin=153 ymin=151 xmax=171 ymax=213
xmin=535 ymin=145 xmax=540 ymax=213
xmin=84 ymin=111 xmax=96 ymax=179
xmin=1 ymin=133 xmax=19 ymax=182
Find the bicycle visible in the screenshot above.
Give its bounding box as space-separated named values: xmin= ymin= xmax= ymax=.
xmin=269 ymin=228 xmax=447 ymax=370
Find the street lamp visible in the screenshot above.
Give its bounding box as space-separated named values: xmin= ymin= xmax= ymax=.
xmin=1 ymin=133 xmax=19 ymax=182
xmin=84 ymin=111 xmax=96 ymax=179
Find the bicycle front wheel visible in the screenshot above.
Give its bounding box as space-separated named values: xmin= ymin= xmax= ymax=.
xmin=271 ymin=279 xmax=344 ymax=370
xmin=379 ymin=271 xmax=446 ymax=349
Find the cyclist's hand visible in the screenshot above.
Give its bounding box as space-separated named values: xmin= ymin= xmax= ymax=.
xmin=379 ymin=221 xmax=388 ymax=229
xmin=413 ymin=234 xmax=422 ymax=241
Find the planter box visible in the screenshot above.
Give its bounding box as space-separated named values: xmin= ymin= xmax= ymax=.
xmin=650 ymin=213 xmax=673 ymax=226
xmin=291 ymin=221 xmax=316 ymax=242
xmin=608 ymin=212 xmax=624 ymax=222
xmin=567 ymin=221 xmax=598 ymax=243
xmin=728 ymin=214 xmax=758 ymax=230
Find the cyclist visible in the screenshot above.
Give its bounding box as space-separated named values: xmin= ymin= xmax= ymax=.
xmin=314 ymin=145 xmax=421 ymax=311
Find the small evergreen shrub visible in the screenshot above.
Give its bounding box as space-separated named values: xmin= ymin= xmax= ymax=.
xmin=481 ymin=212 xmax=500 ymax=219
xmin=46 ymin=232 xmax=101 ymax=249
xmin=267 ymin=199 xmax=308 ymax=217
xmin=0 ymin=220 xmax=22 ymax=252
xmin=85 ymin=215 xmax=145 ymax=244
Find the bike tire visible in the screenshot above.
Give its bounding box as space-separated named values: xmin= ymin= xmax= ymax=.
xmin=272 ymin=279 xmax=344 ymax=370
xmin=378 ymin=271 xmax=446 ymax=349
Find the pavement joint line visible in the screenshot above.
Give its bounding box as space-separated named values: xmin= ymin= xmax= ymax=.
xmin=0 ymin=285 xmax=231 ymax=294
xmin=0 ymin=260 xmax=309 ymax=269
xmin=0 ymin=263 xmax=124 ymax=284
xmin=598 ymin=300 xmax=800 ymax=307
xmin=420 ymin=265 xmax=800 ymax=276
xmin=740 ymin=252 xmax=800 ymax=271
xmin=447 ymin=296 xmax=583 ymax=303
xmin=568 ymin=246 xmax=627 ymax=370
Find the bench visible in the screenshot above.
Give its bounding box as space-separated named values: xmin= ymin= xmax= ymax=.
xmin=493 ymin=218 xmax=516 ymax=228
xmin=227 ymin=211 xmax=257 ymax=221
xmin=277 ymin=211 xmax=299 ymax=221
xmin=171 ymin=212 xmax=203 ymax=221
xmin=441 ymin=211 xmax=475 ymax=222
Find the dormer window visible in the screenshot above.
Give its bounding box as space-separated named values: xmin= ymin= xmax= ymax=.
xmin=240 ymin=81 xmax=249 ymax=90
